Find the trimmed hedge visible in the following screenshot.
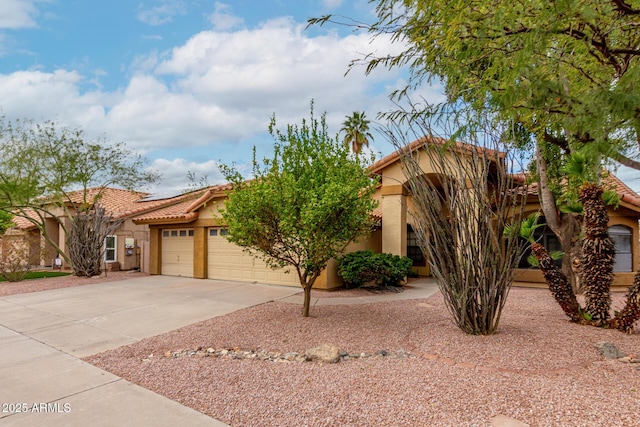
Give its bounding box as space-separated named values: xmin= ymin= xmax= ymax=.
xmin=338 ymin=250 xmax=413 ymax=289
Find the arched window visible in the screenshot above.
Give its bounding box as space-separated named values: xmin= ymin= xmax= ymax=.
xmin=609 ymin=225 xmax=633 ymax=272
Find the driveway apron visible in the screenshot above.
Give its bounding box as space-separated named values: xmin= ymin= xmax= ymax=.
xmin=0 ymin=275 xmax=300 ymax=427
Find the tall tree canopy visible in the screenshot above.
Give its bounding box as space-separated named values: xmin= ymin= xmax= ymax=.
xmin=340 ymin=111 xmax=374 ymax=154
xmin=220 ymin=104 xmax=379 ymax=317
xmin=0 ymin=118 xmax=159 ymax=273
xmin=352 ymin=0 xmax=640 ymax=167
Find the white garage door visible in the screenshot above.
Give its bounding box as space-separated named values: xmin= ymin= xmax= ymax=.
xmin=161 ymin=229 xmax=194 ymax=277
xmin=207 ymin=228 xmax=298 ymax=286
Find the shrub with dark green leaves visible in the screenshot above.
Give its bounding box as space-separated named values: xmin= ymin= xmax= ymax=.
xmin=338 ymin=250 xmax=413 ymax=289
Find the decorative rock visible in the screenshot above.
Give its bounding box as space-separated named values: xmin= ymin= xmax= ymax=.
xmin=595 ymin=342 xmax=627 ymax=359
xmin=378 ymin=350 xmax=388 ymax=356
xmin=305 ymin=344 xmax=341 ymax=363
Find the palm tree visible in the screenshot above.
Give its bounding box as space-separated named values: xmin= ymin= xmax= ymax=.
xmin=340 ymin=111 xmax=373 ymax=155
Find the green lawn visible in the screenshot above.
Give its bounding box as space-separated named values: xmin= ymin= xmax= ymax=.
xmin=0 ymin=271 xmax=71 ymax=282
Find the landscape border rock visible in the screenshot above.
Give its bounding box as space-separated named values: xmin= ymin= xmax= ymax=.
xmin=154 ymin=346 xmax=414 ymax=363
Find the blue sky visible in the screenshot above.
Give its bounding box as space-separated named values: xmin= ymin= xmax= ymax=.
xmin=0 ymin=0 xmax=638 ymax=194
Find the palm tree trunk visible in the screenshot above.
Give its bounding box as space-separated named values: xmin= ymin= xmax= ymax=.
xmin=579 ymin=184 xmax=616 ymax=326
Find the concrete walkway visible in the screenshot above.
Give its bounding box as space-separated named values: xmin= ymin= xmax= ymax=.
xmin=0 ymin=276 xmax=440 ymax=426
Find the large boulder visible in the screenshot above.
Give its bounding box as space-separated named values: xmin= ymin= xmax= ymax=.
xmin=305 ymin=344 xmax=341 ymax=363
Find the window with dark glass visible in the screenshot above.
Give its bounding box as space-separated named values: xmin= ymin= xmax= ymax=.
xmin=105 ymin=236 xmax=117 ymax=262
xmin=407 ymin=225 xmax=426 ymax=267
xmin=518 ymin=222 xmax=562 ymax=269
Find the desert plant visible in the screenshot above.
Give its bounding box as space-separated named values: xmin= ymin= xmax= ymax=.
xmin=525 ymin=182 xmax=640 ymax=333
xmin=580 ymin=184 xmax=616 ymax=325
xmin=382 ymin=113 xmax=528 ymax=335
xmin=516 ymin=214 xmax=582 ymax=322
xmin=0 ymin=239 xmax=31 ymax=282
xmin=66 ymin=204 xmax=123 ymax=277
xmin=609 ymin=271 xmax=640 ymax=334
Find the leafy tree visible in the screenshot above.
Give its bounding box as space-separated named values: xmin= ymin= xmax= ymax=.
xmin=311 ymin=0 xmax=640 ymax=290
xmin=219 ymin=103 xmax=379 ymax=317
xmin=0 ymin=210 xmax=13 ymax=236
xmin=0 ymin=118 xmax=159 ymax=276
xmin=340 ymin=111 xmax=374 ymax=155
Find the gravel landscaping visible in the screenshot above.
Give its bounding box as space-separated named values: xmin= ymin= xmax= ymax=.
xmin=0 ymin=270 xmax=149 ymax=296
xmin=84 ymin=286 xmax=640 ymax=427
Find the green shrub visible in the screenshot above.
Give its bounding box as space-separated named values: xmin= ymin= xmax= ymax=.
xmin=338 ymin=250 xmax=413 ymax=289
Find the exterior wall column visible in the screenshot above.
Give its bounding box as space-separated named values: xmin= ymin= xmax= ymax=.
xmin=193 ymin=226 xmax=207 ymax=279
xmin=148 ymin=227 xmax=161 ymax=275
xmin=381 ymin=185 xmax=408 ymax=256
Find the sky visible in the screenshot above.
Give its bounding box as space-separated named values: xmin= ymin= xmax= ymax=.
xmin=0 ymin=0 xmax=638 ymax=195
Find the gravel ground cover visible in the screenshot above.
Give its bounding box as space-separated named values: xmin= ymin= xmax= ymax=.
xmin=0 ymin=270 xmax=148 ymax=296
xmin=84 ymin=286 xmax=640 ymax=427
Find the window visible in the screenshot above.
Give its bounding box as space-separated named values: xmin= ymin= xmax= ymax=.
xmin=162 ymin=230 xmax=169 ymax=237
xmin=188 ymin=230 xmax=194 ymax=237
xmin=518 ymin=221 xmax=562 ymax=269
xmin=220 ymin=229 xmax=229 ymax=236
xmin=179 ymin=230 xmax=187 ymax=237
xmin=407 ymin=225 xmax=425 ymax=267
xmin=105 ymin=236 xmax=117 ymax=262
xmin=609 ymin=225 xmax=633 ymax=272
xmin=209 ymin=229 xmax=218 ymax=236
xmin=171 ymin=230 xmax=178 ymax=237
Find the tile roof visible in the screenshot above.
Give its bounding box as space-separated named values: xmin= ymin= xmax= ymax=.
xmin=132 ymin=183 xmax=233 ymax=224
xmin=8 ymin=187 xmax=207 ymax=230
xmin=514 ymin=172 xmax=640 ymax=209
xmin=368 ymin=136 xmax=504 ymax=174
xmin=67 ymin=187 xmax=150 ymax=217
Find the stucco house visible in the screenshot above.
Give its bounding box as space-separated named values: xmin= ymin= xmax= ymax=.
xmin=131 ymin=137 xmax=640 ymax=289
xmin=0 ymin=187 xmax=195 ymax=273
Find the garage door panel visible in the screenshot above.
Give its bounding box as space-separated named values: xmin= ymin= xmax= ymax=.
xmin=208 ymin=231 xmax=298 ymax=286
xmin=161 ymin=230 xmax=194 ymax=278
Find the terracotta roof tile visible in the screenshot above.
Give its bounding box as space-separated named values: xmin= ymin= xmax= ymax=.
xmin=513 ymin=172 xmax=640 ymax=209
xmin=131 ymin=183 xmax=233 ymax=223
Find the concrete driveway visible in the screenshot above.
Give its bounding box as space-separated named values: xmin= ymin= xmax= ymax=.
xmin=0 ymin=275 xmax=300 ymax=426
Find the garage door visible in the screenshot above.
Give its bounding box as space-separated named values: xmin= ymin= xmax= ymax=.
xmin=207 ymin=228 xmax=298 ymax=286
xmin=161 ymin=229 xmax=194 ymax=277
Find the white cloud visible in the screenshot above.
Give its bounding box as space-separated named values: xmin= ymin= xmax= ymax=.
xmin=137 ymin=0 xmax=186 ymax=26
xmin=0 ymin=69 xmax=106 ymax=124
xmin=146 ymin=158 xmax=228 ymax=194
xmin=0 ymin=15 xmax=440 ymax=190
xmin=321 ymin=0 xmax=343 ymax=9
xmin=0 ymin=0 xmax=39 ymax=29
xmin=208 ymin=2 xmax=243 ymax=31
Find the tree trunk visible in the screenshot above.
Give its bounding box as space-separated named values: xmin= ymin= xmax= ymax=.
xmin=531 ymin=243 xmax=583 ymax=322
xmin=302 ymin=284 xmax=312 ymax=317
xmin=609 ymin=271 xmax=640 ymax=333
xmin=535 ymin=143 xmax=582 ymax=293
xmin=299 ymin=273 xmax=318 ymax=318
xmin=579 ymin=184 xmax=615 ymax=326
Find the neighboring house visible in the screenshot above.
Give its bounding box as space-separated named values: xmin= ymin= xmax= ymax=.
xmin=0 ymin=187 xmax=194 ymax=273
xmin=132 ymin=137 xmax=640 ymax=290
